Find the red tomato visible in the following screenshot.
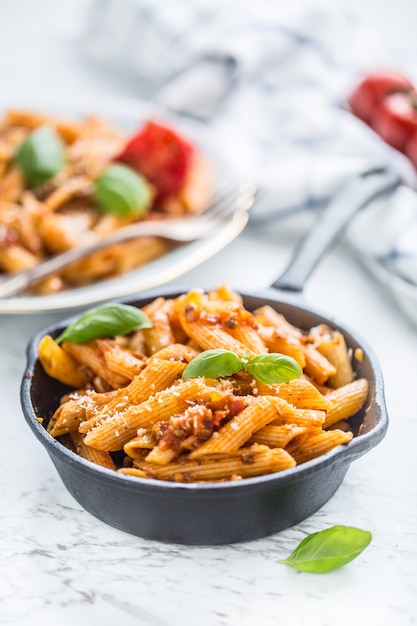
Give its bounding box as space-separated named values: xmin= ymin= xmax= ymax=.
xmin=347 ymin=71 xmax=413 ymax=124
xmin=372 ymin=91 xmax=417 ymax=152
xmin=117 ymin=121 xmax=194 ymax=201
xmin=405 ymin=129 xmax=417 ymax=169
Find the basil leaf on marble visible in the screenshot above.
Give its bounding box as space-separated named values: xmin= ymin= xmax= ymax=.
xmin=15 ymin=125 xmax=66 ymax=187
xmin=56 ymin=303 xmax=152 ymax=344
xmin=94 ymin=163 xmax=151 ymax=216
xmin=245 ymin=353 xmax=302 ymax=385
xmin=277 ymin=525 xmax=372 ymax=573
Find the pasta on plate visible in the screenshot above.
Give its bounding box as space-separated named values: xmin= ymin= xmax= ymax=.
xmin=0 ymin=109 xmax=212 ymax=294
xmin=38 ymin=285 xmax=369 ymax=483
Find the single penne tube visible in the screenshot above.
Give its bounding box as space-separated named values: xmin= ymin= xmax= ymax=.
xmin=83 ymin=378 xmax=213 ymax=451
xmin=63 ymin=340 xmax=130 ymax=388
xmin=117 ymin=358 xmax=185 ymax=406
xmin=124 ymin=430 xmax=158 ymax=457
xmin=147 ymin=343 xmax=200 ymax=364
xmin=253 ymin=305 xmax=302 ymax=339
xmin=248 ymin=424 xmax=308 ymax=448
xmin=69 ymin=431 xmax=116 ymax=470
xmin=302 ymin=343 xmax=337 ymax=384
xmin=257 ymin=328 xmax=306 ymax=368
xmin=311 ymin=325 xmax=354 ymax=388
xmin=179 ymin=317 xmax=250 ymax=356
xmin=269 ymin=407 xmax=326 ymax=428
xmin=257 ymin=377 xmax=331 ymax=410
xmin=82 ymin=389 xmax=120 ymax=412
xmin=285 ymin=428 xmax=353 ymax=465
xmin=29 ymin=274 xmax=65 ymax=296
xmin=79 ymin=359 xmax=186 ymax=432
xmin=54 ymin=392 xmax=111 ymax=435
xmin=0 ymin=243 xmax=39 ymax=273
xmin=142 ymin=297 xmax=176 ymax=354
xmin=0 ymin=159 xmax=8 ymax=178
xmin=135 ymin=444 xmax=296 ymax=482
xmin=224 ymin=323 xmax=267 ymax=355
xmin=38 ymin=335 xmax=90 ymax=388
xmin=48 ymin=389 xmax=119 ymax=436
xmin=97 ymin=339 xmax=146 ymax=380
xmin=118 ymin=467 xmax=147 ymax=478
xmin=48 ymin=398 xmax=89 ymax=437
xmin=0 ymin=166 xmax=24 ymax=204
xmin=36 ymin=217 xmax=77 ymax=257
xmin=323 ymin=378 xmax=369 ymax=428
xmin=301 ymin=373 xmax=332 ymax=396
xmin=10 ymin=197 xmax=43 ymax=256
xmin=211 ymin=283 xmax=243 ymax=304
xmin=189 ymin=396 xmax=289 ymax=458
xmin=43 ymin=177 xmax=92 ymax=212
xmin=144 ymin=445 xmax=178 ymax=466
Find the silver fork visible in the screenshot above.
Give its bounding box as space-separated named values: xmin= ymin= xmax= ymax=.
xmin=0 ymin=180 xmax=257 ymax=299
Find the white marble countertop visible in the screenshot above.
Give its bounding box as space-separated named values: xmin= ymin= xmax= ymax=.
xmin=1 ymin=2 xmax=417 ymax=625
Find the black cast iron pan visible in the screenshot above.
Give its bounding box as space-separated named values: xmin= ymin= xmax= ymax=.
xmin=21 ymin=166 xmax=399 ymax=545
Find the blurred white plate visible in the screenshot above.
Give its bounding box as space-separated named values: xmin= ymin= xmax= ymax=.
xmin=0 ymin=93 xmax=248 ymax=314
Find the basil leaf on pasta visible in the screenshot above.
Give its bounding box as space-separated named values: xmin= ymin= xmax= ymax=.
xmin=56 ymin=303 xmax=152 ymax=344
xmin=15 ymin=125 xmax=66 ymax=188
xmin=183 ymin=349 xmax=303 ymax=384
xmin=94 ymin=163 xmax=152 ymax=217
xmin=246 ymin=354 xmax=302 ymax=384
xmin=182 ymin=349 xmax=243 ymax=379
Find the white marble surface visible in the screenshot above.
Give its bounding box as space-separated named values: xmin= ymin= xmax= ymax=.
xmin=1 ymin=2 xmax=417 ymax=625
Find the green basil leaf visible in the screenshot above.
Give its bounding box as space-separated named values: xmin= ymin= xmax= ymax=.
xmin=182 ymin=349 xmax=243 ymax=379
xmin=94 ymin=164 xmax=152 ymax=217
xmin=56 ymin=303 xmax=152 ymax=344
xmin=277 ymin=525 xmax=372 ymax=573
xmin=245 ymin=353 xmax=302 ymax=384
xmin=15 ymin=125 xmax=66 ymax=187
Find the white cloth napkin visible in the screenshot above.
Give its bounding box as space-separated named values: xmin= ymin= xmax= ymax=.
xmin=85 ymin=0 xmax=417 ymax=325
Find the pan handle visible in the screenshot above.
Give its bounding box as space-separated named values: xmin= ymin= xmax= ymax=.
xmin=270 ymin=166 xmax=401 ymax=293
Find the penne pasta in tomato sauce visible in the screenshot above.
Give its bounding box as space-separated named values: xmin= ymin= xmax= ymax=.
xmin=38 ymin=285 xmax=368 ymax=483
xmin=0 ymin=109 xmax=213 ymax=294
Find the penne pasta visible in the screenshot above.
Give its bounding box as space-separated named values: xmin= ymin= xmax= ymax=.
xmin=97 ymin=339 xmax=146 ymax=380
xmin=248 ymin=424 xmax=307 ymax=448
xmin=0 ymin=108 xmax=213 ymax=293
xmin=310 ymin=324 xmax=354 ymax=388
xmin=38 ymin=285 xmax=368 ymax=483
xmin=302 ymin=343 xmax=337 ymax=384
xmin=83 ymin=378 xmax=215 ymax=451
xmin=79 ymin=358 xmax=186 ymax=432
xmin=48 ymin=397 xmax=89 ymax=437
xmin=285 ymin=428 xmax=353 ymax=465
xmin=324 ymin=379 xmax=369 ymax=428
xmin=189 ymin=396 xmax=289 ymax=458
xmin=38 ymin=335 xmax=91 ymax=388
xmin=179 ymin=317 xmax=250 ymax=356
xmin=134 ymin=444 xmax=296 ymax=482
xmin=62 ymin=339 xmax=135 ymax=389
xmin=69 ymin=431 xmax=116 ymax=470
xmin=257 ymin=377 xmax=331 ymax=410
xmin=142 ymin=297 xmax=177 ymax=354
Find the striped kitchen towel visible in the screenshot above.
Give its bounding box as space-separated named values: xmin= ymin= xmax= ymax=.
xmin=85 ymin=0 xmax=417 ymax=324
